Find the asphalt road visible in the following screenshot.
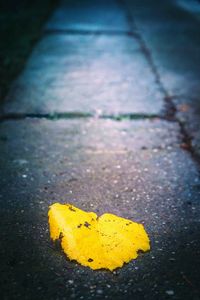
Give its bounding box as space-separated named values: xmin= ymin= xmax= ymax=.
xmin=0 ymin=0 xmax=200 ymax=299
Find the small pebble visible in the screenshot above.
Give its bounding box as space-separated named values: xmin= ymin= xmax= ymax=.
xmin=68 ymin=280 xmax=74 ymax=284
xmin=165 ymin=290 xmax=174 ymax=296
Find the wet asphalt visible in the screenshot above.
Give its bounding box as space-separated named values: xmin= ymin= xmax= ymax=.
xmin=0 ymin=0 xmax=200 ymax=299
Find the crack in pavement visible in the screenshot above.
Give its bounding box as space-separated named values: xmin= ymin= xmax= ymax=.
xmin=0 ymin=112 xmax=161 ymax=122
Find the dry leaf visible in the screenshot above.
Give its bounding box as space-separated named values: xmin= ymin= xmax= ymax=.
xmin=48 ymin=203 xmax=150 ymax=271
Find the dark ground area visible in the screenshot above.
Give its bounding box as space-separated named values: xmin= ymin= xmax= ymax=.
xmin=0 ymin=0 xmax=58 ymax=102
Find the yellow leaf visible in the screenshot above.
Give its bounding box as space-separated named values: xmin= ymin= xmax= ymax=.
xmin=48 ymin=203 xmax=150 ymax=271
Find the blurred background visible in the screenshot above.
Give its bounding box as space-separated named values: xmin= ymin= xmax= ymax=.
xmin=0 ymin=0 xmax=58 ymax=102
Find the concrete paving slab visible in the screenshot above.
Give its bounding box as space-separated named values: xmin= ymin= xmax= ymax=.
xmin=3 ymin=34 xmax=164 ymax=115
xmin=125 ymin=0 xmax=200 ymax=155
xmin=46 ymin=0 xmax=129 ymax=32
xmin=126 ymin=0 xmax=200 ymax=96
xmin=0 ymin=118 xmax=199 ymax=299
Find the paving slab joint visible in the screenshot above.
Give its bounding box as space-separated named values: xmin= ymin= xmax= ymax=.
xmin=118 ymin=0 xmax=168 ymax=98
xmin=0 ymin=112 xmax=162 ymax=122
xmin=43 ymin=28 xmax=134 ymax=36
